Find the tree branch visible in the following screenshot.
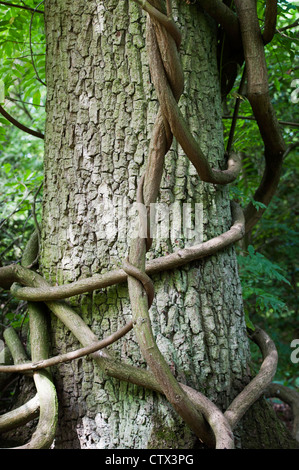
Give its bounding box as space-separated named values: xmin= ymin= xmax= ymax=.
xmin=197 ymin=0 xmax=241 ymax=46
xmin=0 ymin=1 xmax=44 ymax=14
xmin=224 ymin=327 xmax=278 ymax=429
xmin=0 ymin=104 xmax=44 ymax=139
xmin=278 ymin=18 xmax=299 ymax=32
xmin=0 ymin=394 xmax=40 ymax=434
xmin=234 ymin=0 xmax=286 ymax=233
xmin=146 ymin=17 xmax=241 ymax=184
xmin=263 ymin=0 xmax=278 ymax=45
xmin=13 ymin=303 xmax=58 ymax=449
xmin=132 ymin=0 xmax=181 ymax=47
xmin=7 ymin=202 xmax=244 ymax=301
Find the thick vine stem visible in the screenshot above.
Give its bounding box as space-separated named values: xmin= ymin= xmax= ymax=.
xmin=0 ymin=329 xmax=38 ymax=436
xmin=197 ymin=0 xmax=241 ymax=46
xmin=125 ymin=0 xmax=235 ymax=446
xmin=122 ymin=259 xmax=154 ymax=308
xmin=0 ymin=215 xmax=57 ymax=449
xmin=224 ymin=327 xmax=278 ymax=429
xmin=142 ymin=1 xmax=184 ymax=206
xmin=0 ymin=104 xmax=44 ymax=140
xmin=0 ymin=345 xmax=14 ymax=392
xmin=41 ymin=279 xmax=231 ymax=447
xmin=263 ymin=0 xmax=278 ymax=45
xmin=13 ymin=302 xmax=58 ymax=449
xmin=21 ymin=230 xmax=39 ymax=269
xmin=125 ymin=103 xmax=208 ymax=460
xmin=126 ymin=219 xmax=211 ymax=443
xmin=182 ymin=384 xmax=234 ymax=449
xmin=0 ymin=394 xmax=40 ymax=434
xmin=8 ymin=201 xmax=244 ymax=302
xmin=234 ymin=0 xmax=286 ymax=233
xmin=132 ymin=0 xmax=181 ymax=47
xmin=126 ymin=254 xmax=212 ymax=444
xmin=4 ymin=271 xmax=224 ymax=447
xmin=43 ymin=300 xmax=232 ymax=448
xmin=146 ymin=16 xmax=241 ymax=185
xmin=0 ymin=322 xmax=133 ymax=374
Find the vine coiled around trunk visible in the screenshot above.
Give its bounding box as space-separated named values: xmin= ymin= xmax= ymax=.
xmin=0 ymin=0 xmax=297 ymax=450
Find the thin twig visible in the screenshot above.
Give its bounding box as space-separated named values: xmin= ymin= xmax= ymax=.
xmin=277 ymin=18 xmax=299 ymax=32
xmin=0 ymin=1 xmax=44 ymax=14
xmin=0 ymin=103 xmax=44 ymax=139
xmin=223 ymin=115 xmax=299 ymax=129
xmin=5 ymin=96 xmax=45 ymax=108
xmin=234 ymin=0 xmax=286 ymax=233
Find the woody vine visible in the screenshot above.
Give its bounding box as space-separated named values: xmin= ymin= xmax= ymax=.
xmin=0 ymin=0 xmax=298 ymax=449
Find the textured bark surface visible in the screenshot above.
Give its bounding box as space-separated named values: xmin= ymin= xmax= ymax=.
xmin=42 ymin=0 xmax=251 ymax=449
xmin=239 ymin=398 xmax=299 ymax=450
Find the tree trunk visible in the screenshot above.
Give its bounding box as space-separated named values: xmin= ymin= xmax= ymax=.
xmin=40 ymin=0 xmax=294 ymax=449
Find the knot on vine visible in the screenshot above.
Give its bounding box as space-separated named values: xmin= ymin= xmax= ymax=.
xmin=122 ymin=258 xmax=155 ymax=309
xmin=146 ymin=2 xmax=241 ymax=185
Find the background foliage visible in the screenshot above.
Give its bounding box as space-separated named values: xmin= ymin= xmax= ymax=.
xmin=0 ymin=0 xmax=298 ymax=405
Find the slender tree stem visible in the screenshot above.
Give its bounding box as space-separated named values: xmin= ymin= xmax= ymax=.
xmin=0 ymin=104 xmax=44 ymax=139
xmin=0 ymin=1 xmax=44 ymax=14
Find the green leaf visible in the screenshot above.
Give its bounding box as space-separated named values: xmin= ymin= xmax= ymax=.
xmin=245 ymin=313 xmax=256 ymax=332
xmin=32 ymin=89 xmax=41 ymax=106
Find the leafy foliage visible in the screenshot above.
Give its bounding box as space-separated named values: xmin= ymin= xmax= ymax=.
xmin=238 ymin=245 xmax=291 ymax=321
xmin=0 ymin=1 xmax=45 ymax=331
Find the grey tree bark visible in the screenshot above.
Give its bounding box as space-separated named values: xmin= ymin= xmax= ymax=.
xmin=40 ymin=0 xmax=292 ymax=449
